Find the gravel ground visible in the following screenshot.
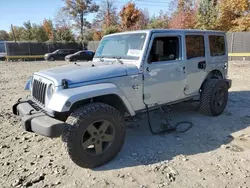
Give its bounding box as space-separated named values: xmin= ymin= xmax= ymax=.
xmin=0 ymin=61 xmax=250 ymax=188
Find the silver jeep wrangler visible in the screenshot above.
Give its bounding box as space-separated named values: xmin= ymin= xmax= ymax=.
xmin=13 ymin=29 xmax=232 ymax=168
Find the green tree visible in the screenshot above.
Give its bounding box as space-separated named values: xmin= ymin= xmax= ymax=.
xmin=63 ymin=0 xmax=99 ymax=43
xmin=55 ymin=26 xmax=75 ymax=42
xmin=32 ymin=24 xmax=49 ymax=42
xmin=196 ymin=0 xmax=219 ymax=30
xmin=9 ymin=26 xmax=25 ymax=41
xmin=103 ymin=25 xmax=119 ymax=35
xmin=147 ymin=11 xmax=169 ymax=29
xmin=22 ymin=21 xmax=33 ymax=41
xmin=0 ymin=30 xmax=9 ymax=40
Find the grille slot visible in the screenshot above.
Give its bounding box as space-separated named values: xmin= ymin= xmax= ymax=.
xmin=32 ymin=79 xmax=47 ymax=106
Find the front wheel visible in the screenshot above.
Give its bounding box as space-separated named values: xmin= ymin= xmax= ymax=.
xmin=199 ymin=79 xmax=228 ymax=116
xmin=62 ymin=103 xmax=126 ymax=168
xmin=48 ymin=56 xmax=55 ymax=61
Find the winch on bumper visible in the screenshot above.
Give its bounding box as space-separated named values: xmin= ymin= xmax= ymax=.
xmin=12 ymin=99 xmax=68 ymax=138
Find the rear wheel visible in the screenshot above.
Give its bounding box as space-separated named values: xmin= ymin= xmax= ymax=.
xmin=63 ymin=103 xmax=126 ymax=168
xmin=199 ymin=79 xmax=228 ymax=116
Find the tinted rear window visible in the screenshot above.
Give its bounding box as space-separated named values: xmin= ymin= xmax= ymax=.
xmin=185 ymin=35 xmax=205 ymax=59
xmin=209 ymin=36 xmax=226 ymax=56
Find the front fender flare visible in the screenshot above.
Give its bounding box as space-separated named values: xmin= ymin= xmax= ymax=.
xmin=47 ymin=83 xmax=135 ymax=116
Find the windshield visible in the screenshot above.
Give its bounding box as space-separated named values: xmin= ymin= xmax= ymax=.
xmin=95 ymin=33 xmax=147 ymax=60
xmin=53 ymin=50 xmax=60 ymax=54
xmin=74 ymin=51 xmax=81 ymax=55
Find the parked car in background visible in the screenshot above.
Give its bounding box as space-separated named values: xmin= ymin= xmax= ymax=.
xmin=44 ymin=49 xmax=78 ymax=61
xmin=65 ymin=50 xmax=95 ymax=62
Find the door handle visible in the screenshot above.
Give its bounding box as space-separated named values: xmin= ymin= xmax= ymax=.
xmin=146 ymin=67 xmax=150 ymax=72
xmin=132 ymin=85 xmax=140 ymax=90
xmin=175 ymin=67 xmax=185 ymax=73
xmin=198 ymin=61 xmax=206 ymax=69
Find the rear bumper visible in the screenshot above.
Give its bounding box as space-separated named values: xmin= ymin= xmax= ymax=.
xmin=225 ymin=79 xmax=232 ymax=89
xmin=13 ymin=99 xmax=68 ymax=138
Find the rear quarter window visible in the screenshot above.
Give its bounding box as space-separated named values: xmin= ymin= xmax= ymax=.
xmin=185 ymin=35 xmax=205 ymax=59
xmin=209 ymin=35 xmax=226 ymax=56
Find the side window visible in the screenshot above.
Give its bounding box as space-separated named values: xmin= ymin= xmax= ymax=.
xmin=185 ymin=35 xmax=205 ymax=59
xmin=209 ymin=35 xmax=226 ymax=56
xmin=57 ymin=50 xmax=64 ymax=54
xmin=148 ymin=36 xmax=179 ymax=63
xmin=63 ymin=50 xmax=69 ymax=54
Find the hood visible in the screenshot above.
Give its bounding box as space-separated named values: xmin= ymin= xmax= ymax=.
xmin=44 ymin=53 xmax=52 ymax=56
xmin=35 ymin=61 xmax=139 ymax=87
xmin=65 ymin=54 xmax=74 ymax=58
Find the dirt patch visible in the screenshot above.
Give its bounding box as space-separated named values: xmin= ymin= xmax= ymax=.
xmin=0 ymin=61 xmax=250 ymax=188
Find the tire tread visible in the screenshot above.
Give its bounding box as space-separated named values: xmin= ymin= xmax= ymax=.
xmin=62 ymin=103 xmax=125 ymax=168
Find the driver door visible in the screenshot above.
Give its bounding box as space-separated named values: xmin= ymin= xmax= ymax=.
xmin=143 ymin=33 xmax=186 ymax=106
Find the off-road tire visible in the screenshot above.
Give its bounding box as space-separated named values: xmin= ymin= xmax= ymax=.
xmin=62 ymin=103 xmax=126 ymax=168
xmin=199 ymin=79 xmax=228 ymax=116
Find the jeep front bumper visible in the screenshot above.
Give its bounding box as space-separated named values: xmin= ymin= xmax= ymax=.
xmin=12 ymin=99 xmax=68 ymax=138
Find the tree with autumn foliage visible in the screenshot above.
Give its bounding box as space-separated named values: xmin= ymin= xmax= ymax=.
xmin=119 ymin=2 xmax=143 ymax=30
xmin=232 ymin=15 xmax=250 ymax=31
xmin=92 ymin=30 xmax=103 ymax=41
xmin=169 ymin=0 xmax=197 ymax=29
xmin=94 ymin=0 xmax=118 ymax=29
xmin=218 ymin=0 xmax=250 ymax=31
xmin=92 ymin=0 xmax=119 ymax=36
xmin=43 ymin=19 xmax=54 ymax=41
xmin=63 ymin=0 xmax=99 ymax=43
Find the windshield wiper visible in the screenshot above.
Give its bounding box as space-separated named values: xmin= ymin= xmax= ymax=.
xmin=95 ymin=56 xmax=104 ymax=62
xmin=112 ymin=56 xmax=123 ymax=64
xmin=99 ymin=56 xmax=104 ymax=62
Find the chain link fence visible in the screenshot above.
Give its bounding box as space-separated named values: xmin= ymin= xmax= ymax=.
xmin=227 ymin=32 xmax=250 ymax=61
xmin=3 ymin=32 xmax=250 ymax=61
xmin=5 ymin=42 xmax=82 ymax=56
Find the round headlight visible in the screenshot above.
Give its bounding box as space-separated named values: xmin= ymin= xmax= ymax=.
xmin=30 ymin=77 xmax=33 ymax=88
xmin=47 ymin=84 xmax=55 ymax=99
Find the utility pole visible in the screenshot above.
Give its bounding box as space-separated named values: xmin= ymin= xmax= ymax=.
xmin=11 ymin=24 xmax=17 ymax=42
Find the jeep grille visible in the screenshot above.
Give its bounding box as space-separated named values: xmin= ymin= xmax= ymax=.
xmin=32 ymin=79 xmax=47 ymax=106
